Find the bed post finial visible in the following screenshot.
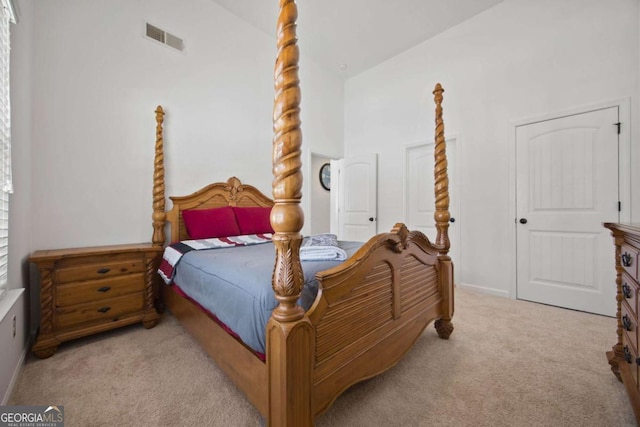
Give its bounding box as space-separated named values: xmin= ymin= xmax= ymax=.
xmin=152 ymin=105 xmax=166 ymax=247
xmin=433 ymin=84 xmax=450 ymax=254
xmin=267 ymin=1 xmax=313 ymax=426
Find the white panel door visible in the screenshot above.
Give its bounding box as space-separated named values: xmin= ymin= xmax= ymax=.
xmin=516 ymin=107 xmax=619 ymax=316
xmin=338 ymin=154 xmax=378 ymax=242
xmin=406 ymin=139 xmax=459 ymax=270
xmin=329 ymin=159 xmax=342 ymax=237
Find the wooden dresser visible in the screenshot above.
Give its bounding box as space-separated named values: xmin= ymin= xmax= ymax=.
xmin=605 ymin=223 xmax=640 ymax=422
xmin=30 ymin=243 xmax=163 ymax=358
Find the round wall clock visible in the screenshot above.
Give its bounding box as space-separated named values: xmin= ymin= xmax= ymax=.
xmin=319 ymin=163 xmax=331 ymax=191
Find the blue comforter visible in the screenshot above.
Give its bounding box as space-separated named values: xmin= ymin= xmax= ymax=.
xmin=172 ymin=241 xmax=362 ymax=354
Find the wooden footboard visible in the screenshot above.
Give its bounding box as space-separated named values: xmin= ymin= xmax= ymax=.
xmin=160 ymin=222 xmax=454 ymax=422
xmin=309 ymin=224 xmax=454 ymax=416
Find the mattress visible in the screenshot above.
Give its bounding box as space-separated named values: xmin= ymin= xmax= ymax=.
xmin=171 ymin=240 xmax=362 ymax=355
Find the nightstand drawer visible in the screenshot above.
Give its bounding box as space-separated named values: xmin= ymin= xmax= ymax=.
xmin=55 ymin=293 xmax=145 ymax=329
xmin=55 ymin=258 xmax=146 ymax=284
xmin=56 ymin=273 xmax=145 ymax=306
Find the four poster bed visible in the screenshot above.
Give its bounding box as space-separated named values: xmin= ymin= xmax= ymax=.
xmin=151 ymin=1 xmax=454 ymax=425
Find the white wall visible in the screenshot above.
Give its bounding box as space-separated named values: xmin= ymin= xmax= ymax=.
xmin=345 ymin=0 xmax=640 ymax=296
xmin=20 ymin=0 xmax=343 ymax=251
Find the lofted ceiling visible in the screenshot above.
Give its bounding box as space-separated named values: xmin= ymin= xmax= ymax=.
xmin=210 ymin=0 xmax=504 ymax=77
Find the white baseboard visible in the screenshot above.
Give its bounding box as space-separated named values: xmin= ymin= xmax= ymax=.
xmin=1 ymin=342 xmax=27 ymax=405
xmin=457 ymin=282 xmax=511 ymax=298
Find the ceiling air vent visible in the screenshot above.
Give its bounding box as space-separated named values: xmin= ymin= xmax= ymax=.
xmin=145 ymin=23 xmax=184 ymax=52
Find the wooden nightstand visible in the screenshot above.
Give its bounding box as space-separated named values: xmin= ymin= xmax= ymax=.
xmin=30 ymin=243 xmax=163 ymax=358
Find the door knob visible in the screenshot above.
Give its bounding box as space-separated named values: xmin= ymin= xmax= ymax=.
xmin=369 ymin=217 xmax=374 ymax=222
xmin=519 ymin=218 xmax=528 ymax=224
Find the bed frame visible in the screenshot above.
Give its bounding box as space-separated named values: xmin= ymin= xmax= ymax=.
xmin=151 ymin=1 xmax=454 ymax=425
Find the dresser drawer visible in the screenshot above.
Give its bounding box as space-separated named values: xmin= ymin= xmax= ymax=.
xmin=56 ymin=273 xmax=145 ymax=306
xmin=623 ymin=301 xmax=638 ymax=354
xmin=55 ymin=293 xmax=145 ymax=329
xmin=621 ymin=273 xmax=639 ymax=318
xmin=623 ymin=340 xmax=639 ymax=389
xmin=621 ymin=244 xmax=639 ymax=281
xmin=55 ymin=258 xmax=146 ymax=284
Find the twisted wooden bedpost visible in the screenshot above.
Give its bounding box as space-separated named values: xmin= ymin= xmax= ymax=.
xmin=151 ymin=106 xmax=167 ymax=313
xmin=152 ymin=106 xmax=166 ymax=247
xmin=432 ymin=84 xmax=454 ymax=340
xmin=433 ymin=84 xmax=450 ymax=254
xmin=266 ymin=1 xmax=313 ymax=425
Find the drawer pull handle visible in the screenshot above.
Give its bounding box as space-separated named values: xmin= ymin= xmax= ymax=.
xmin=636 ymin=357 xmax=640 ymax=366
xmin=97 ymin=268 xmax=111 ymax=274
xmin=624 ymin=345 xmax=633 ymax=363
xmin=622 ymin=253 xmax=633 ymax=268
xmin=97 ymin=306 xmax=111 ymax=313
xmin=623 ymin=315 xmax=633 ymax=331
xmin=97 ymin=286 xmax=111 ymax=293
xmin=623 ymin=283 xmax=633 ymax=299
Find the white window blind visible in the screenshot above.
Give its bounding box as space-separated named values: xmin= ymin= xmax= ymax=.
xmin=0 ymin=1 xmax=13 ymax=300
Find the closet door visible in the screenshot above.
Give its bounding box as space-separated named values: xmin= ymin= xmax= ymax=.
xmin=516 ymin=107 xmax=619 ymax=316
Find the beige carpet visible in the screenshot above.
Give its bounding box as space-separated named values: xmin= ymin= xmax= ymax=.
xmin=9 ymin=287 xmax=636 ymax=427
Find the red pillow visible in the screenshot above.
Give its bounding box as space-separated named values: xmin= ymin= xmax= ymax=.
xmin=233 ymin=207 xmax=274 ymax=235
xmin=182 ymin=206 xmax=240 ymax=239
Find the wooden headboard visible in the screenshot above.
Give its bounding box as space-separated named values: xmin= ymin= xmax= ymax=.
xmin=165 ymin=177 xmax=274 ymax=243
